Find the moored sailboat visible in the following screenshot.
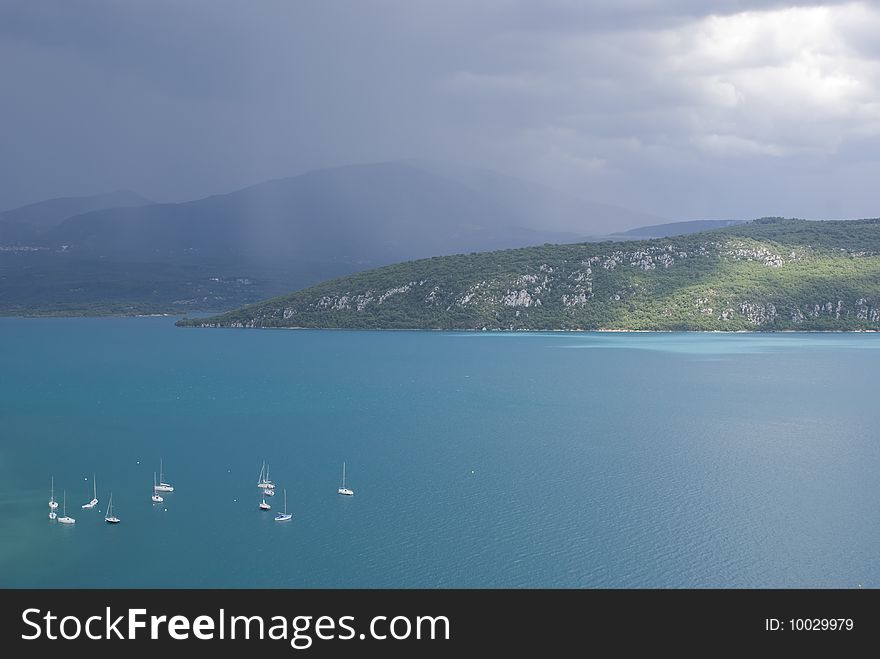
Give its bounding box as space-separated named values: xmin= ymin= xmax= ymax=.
xmin=104 ymin=492 xmax=120 ymax=524
xmin=337 ymin=462 xmax=354 ymax=496
xmin=257 ymin=461 xmax=274 ymax=489
xmin=82 ymin=474 xmax=98 ymax=509
xmin=49 ymin=476 xmax=59 ymax=511
xmin=151 ymin=472 xmax=164 ymax=503
xmin=155 ymin=458 xmax=174 ymax=492
xmin=58 ymin=491 xmax=75 ymax=524
xmin=274 ymin=489 xmax=292 ymax=522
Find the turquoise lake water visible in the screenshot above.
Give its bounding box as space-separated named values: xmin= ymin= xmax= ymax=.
xmin=1 ymin=318 xmax=878 ymax=588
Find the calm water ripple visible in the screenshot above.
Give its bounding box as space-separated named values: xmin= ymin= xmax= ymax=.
xmin=0 ymin=319 xmax=877 ymax=588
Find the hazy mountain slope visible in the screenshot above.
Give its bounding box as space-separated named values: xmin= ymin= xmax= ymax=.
xmin=405 ymin=159 xmax=666 ymax=235
xmin=41 ymin=163 xmax=581 ymax=264
xmin=0 ymin=190 xmax=151 ymax=243
xmin=608 ymin=219 xmax=748 ymax=240
xmin=3 ymin=163 xmax=604 ymax=314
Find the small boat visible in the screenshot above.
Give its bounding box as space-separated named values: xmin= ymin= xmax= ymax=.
xmin=337 ymin=462 xmax=354 ymax=496
xmin=264 ymin=487 xmax=275 ymax=497
xmin=82 ymin=474 xmax=98 ymax=509
xmin=155 ymin=459 xmax=174 ymax=492
xmin=151 ymin=472 xmax=164 ymax=503
xmin=259 ymin=498 xmax=271 ymax=510
xmin=257 ymin=461 xmax=274 ymax=489
xmin=274 ymin=489 xmax=292 ymax=522
xmin=58 ymin=491 xmax=76 ymax=525
xmin=49 ymin=476 xmax=59 ymax=510
xmin=104 ymin=492 xmax=120 ymax=524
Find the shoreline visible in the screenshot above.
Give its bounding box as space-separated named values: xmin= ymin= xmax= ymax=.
xmin=174 ymin=324 xmax=880 ymax=334
xmin=1 ymin=314 xmax=876 ymax=333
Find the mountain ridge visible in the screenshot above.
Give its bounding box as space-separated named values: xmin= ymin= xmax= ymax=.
xmin=608 ymin=219 xmax=748 ymax=240
xmin=402 ymin=159 xmax=666 ymax=235
xmin=38 ymin=163 xmax=586 ymax=261
xmin=178 ymin=217 xmax=880 ymax=332
xmin=0 ymin=162 xmax=662 ymax=315
xmin=0 ymin=190 xmax=151 ymax=243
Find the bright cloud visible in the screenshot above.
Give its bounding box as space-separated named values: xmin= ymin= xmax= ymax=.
xmin=452 ymin=2 xmax=880 ymax=159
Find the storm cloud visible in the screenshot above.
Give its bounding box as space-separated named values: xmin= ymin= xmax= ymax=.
xmin=2 ymin=0 xmax=878 ymax=222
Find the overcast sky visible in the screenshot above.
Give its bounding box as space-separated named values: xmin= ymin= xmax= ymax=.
xmin=2 ymin=0 xmax=879 ymax=222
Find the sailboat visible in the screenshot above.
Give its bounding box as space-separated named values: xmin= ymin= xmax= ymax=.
xmin=58 ymin=491 xmax=76 ymax=524
xmin=259 ymin=497 xmax=271 ymax=510
xmin=49 ymin=476 xmax=59 ymax=510
xmin=82 ymin=474 xmax=98 ymax=509
xmin=337 ymin=462 xmax=354 ymax=496
xmin=104 ymin=492 xmax=120 ymax=524
xmin=274 ymin=489 xmax=292 ymax=521
xmin=155 ymin=459 xmax=174 ymax=492
xmin=257 ymin=461 xmax=274 ymax=489
xmin=151 ymin=472 xmax=164 ymax=503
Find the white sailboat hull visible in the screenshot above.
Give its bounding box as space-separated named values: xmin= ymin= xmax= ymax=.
xmin=151 ymin=471 xmax=165 ymax=503
xmin=338 ymin=462 xmax=353 ymax=496
xmin=274 ymin=488 xmax=291 ymax=520
xmin=105 ymin=493 xmax=120 ymax=523
xmin=49 ymin=477 xmax=58 ymax=511
xmin=58 ymin=490 xmax=74 ymax=523
xmin=157 ymin=460 xmax=173 ymax=492
xmin=82 ymin=475 xmax=98 ymax=508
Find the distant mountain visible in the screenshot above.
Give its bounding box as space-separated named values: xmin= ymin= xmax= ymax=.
xmin=41 ymin=163 xmax=583 ymax=265
xmin=9 ymin=162 xmax=659 ymax=315
xmin=605 ymin=219 xmax=748 ymax=240
xmin=405 ymin=159 xmax=666 ymax=235
xmin=0 ymin=190 xmax=151 ymax=243
xmin=180 ymin=218 xmax=880 ymax=332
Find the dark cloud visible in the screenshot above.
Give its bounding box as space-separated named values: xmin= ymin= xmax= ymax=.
xmin=1 ymin=0 xmax=877 ymax=221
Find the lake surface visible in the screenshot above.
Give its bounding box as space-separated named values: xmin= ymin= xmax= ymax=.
xmin=1 ymin=318 xmax=878 ymax=588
